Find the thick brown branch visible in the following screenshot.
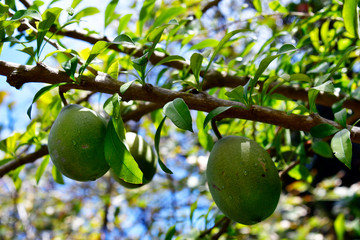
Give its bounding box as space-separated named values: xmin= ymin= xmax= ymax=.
xmin=2 ymin=60 xmax=360 ymax=143
xmin=0 ymin=145 xmax=48 ymax=178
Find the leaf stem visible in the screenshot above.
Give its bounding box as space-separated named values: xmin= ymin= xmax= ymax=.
xmin=211 ymin=119 xmax=223 ymax=140
xmin=59 ymin=88 xmax=68 ymax=106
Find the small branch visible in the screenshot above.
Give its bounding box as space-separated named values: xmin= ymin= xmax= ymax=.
xmin=279 ymin=159 xmax=301 ymax=180
xmin=211 ymin=119 xmax=223 ymax=140
xmin=0 ymin=145 xmax=49 ymax=178
xmin=59 ymin=88 xmax=68 ymax=106
xmin=202 ymin=0 xmax=222 ymax=13
xmin=198 ymin=216 xmax=230 ymax=239
xmin=211 ymin=217 xmax=231 ymax=240
xmin=19 ymin=0 xmax=31 ymax=8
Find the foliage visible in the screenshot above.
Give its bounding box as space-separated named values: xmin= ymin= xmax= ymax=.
xmin=0 ymin=0 xmax=360 ymax=239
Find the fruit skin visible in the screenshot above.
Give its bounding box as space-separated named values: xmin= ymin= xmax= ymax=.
xmin=206 ymin=136 xmax=281 ymax=225
xmin=48 ymin=104 xmax=109 ymax=182
xmin=111 ymin=132 xmax=157 ymax=188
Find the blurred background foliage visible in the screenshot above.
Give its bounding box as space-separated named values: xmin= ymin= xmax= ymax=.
xmin=0 ymin=0 xmax=360 ymax=239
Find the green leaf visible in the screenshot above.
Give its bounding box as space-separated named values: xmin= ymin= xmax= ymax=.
xmin=190 ymin=52 xmax=203 ymax=88
xmin=35 ymin=155 xmax=50 ymax=184
xmin=334 ymin=213 xmax=346 ymax=240
xmin=62 ymin=56 xmax=78 ymax=81
xmin=205 ymin=29 xmax=246 ymax=74
xmin=4 ymin=0 xmax=16 ymax=11
xmin=310 ymin=123 xmax=340 ymax=138
xmin=155 ymin=116 xmax=173 ymax=174
xmin=104 ymin=117 xmax=143 ymax=184
xmin=71 ymin=7 xmax=100 ymax=21
xmin=37 ymin=7 xmax=63 ymax=57
xmin=190 ymin=200 xmax=198 ymax=225
xmin=163 ymin=98 xmax=193 ymax=132
xmin=307 ymin=62 xmax=329 ymax=74
xmin=132 ymin=53 xmax=148 ymax=82
xmin=155 ymin=55 xmax=185 ymax=67
xmin=71 ymin=0 xmax=82 ymax=9
xmin=105 ymin=0 xmax=119 ymax=29
xmin=79 ymin=40 xmax=110 ymax=76
xmin=189 ymin=39 xmax=219 ymax=51
xmin=27 ymin=82 xmax=71 ymax=119
xmin=269 ymin=0 xmax=288 ymax=13
xmin=246 ymin=44 xmax=297 ymax=102
xmin=334 ymin=109 xmax=347 ymax=128
xmin=120 ymin=80 xmax=135 ymax=94
xmin=289 ymin=73 xmax=312 ymax=83
xmin=308 ymin=89 xmax=319 ymax=113
xmin=203 ymin=106 xmax=232 ymax=129
xmin=312 ymin=81 xmax=334 ymax=93
xmin=225 ymin=85 xmax=247 ymax=104
xmin=112 ymin=34 xmax=134 ymax=45
xmin=164 ymin=225 xmax=176 ymax=240
xmin=18 ymin=46 xmax=36 ymax=60
xmin=343 ymin=0 xmax=360 ymax=38
xmin=138 ymin=0 xmax=156 ymax=35
xmin=118 ymin=14 xmax=132 ymax=34
xmin=51 ymin=165 xmax=65 ymax=184
xmin=11 ymin=9 xmax=42 ymax=21
xmin=107 ymin=60 xmax=119 ymax=80
xmin=151 ymin=6 xmax=185 ymax=31
xmin=253 ymin=0 xmax=262 ymax=12
xmin=331 ymin=129 xmax=352 ymax=169
xmin=312 ymin=141 xmax=333 ymax=158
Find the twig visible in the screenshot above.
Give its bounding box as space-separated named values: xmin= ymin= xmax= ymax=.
xmin=59 ymin=88 xmax=68 ymax=106
xmin=19 ymin=0 xmax=31 ymax=8
xmin=279 ymin=159 xmax=301 ymax=180
xmin=211 ymin=217 xmax=231 ymax=240
xmin=0 ymin=145 xmax=49 ymax=178
xmin=198 ymin=216 xmax=230 ymax=239
xmin=211 ymin=119 xmax=223 ymax=140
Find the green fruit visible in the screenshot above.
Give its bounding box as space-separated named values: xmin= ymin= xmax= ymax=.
xmin=206 ymin=136 xmax=281 ymax=225
xmin=48 ymin=104 xmax=109 ymax=182
xmin=111 ymin=132 xmax=157 ymax=188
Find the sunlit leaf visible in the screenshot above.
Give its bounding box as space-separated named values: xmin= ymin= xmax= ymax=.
xmin=331 ymin=129 xmax=352 ymax=169
xmin=27 ymin=82 xmax=71 ymax=119
xmin=334 ymin=109 xmax=347 ymax=128
xmin=163 ymin=98 xmax=193 ymax=132
xmin=154 ymin=116 xmax=173 ymax=174
xmin=35 ymin=155 xmax=50 ymax=184
xmin=203 ymin=106 xmax=232 ymax=129
xmin=51 ymin=165 xmax=65 ymax=184
xmin=189 ymin=39 xmax=219 ymax=51
xmin=37 ymin=7 xmax=63 ymax=57
xmin=343 ymin=0 xmax=360 ymax=38
xmin=71 ymin=7 xmax=100 ymax=21
xmin=11 ymin=9 xmax=42 ymax=21
xmin=104 ymin=117 xmax=143 ymax=184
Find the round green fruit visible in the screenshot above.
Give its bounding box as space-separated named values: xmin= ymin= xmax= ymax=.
xmin=48 ymin=104 xmax=109 ymax=182
xmin=111 ymin=132 xmax=157 ymax=188
xmin=206 ymin=136 xmax=281 ymax=225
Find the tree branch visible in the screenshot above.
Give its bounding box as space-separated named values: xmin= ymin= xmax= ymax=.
xmin=2 ymin=60 xmax=360 ymax=144
xmin=0 ymin=145 xmax=48 ymax=178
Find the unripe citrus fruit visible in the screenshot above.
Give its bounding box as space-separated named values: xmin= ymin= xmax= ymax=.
xmin=48 ymin=104 xmax=109 ymax=182
xmin=206 ymin=136 xmax=281 ymax=225
xmin=111 ymin=132 xmax=157 ymax=188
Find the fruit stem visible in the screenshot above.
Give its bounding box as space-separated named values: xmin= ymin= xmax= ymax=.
xmin=59 ymin=88 xmax=68 ymax=106
xmin=211 ymin=119 xmax=223 ymax=140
